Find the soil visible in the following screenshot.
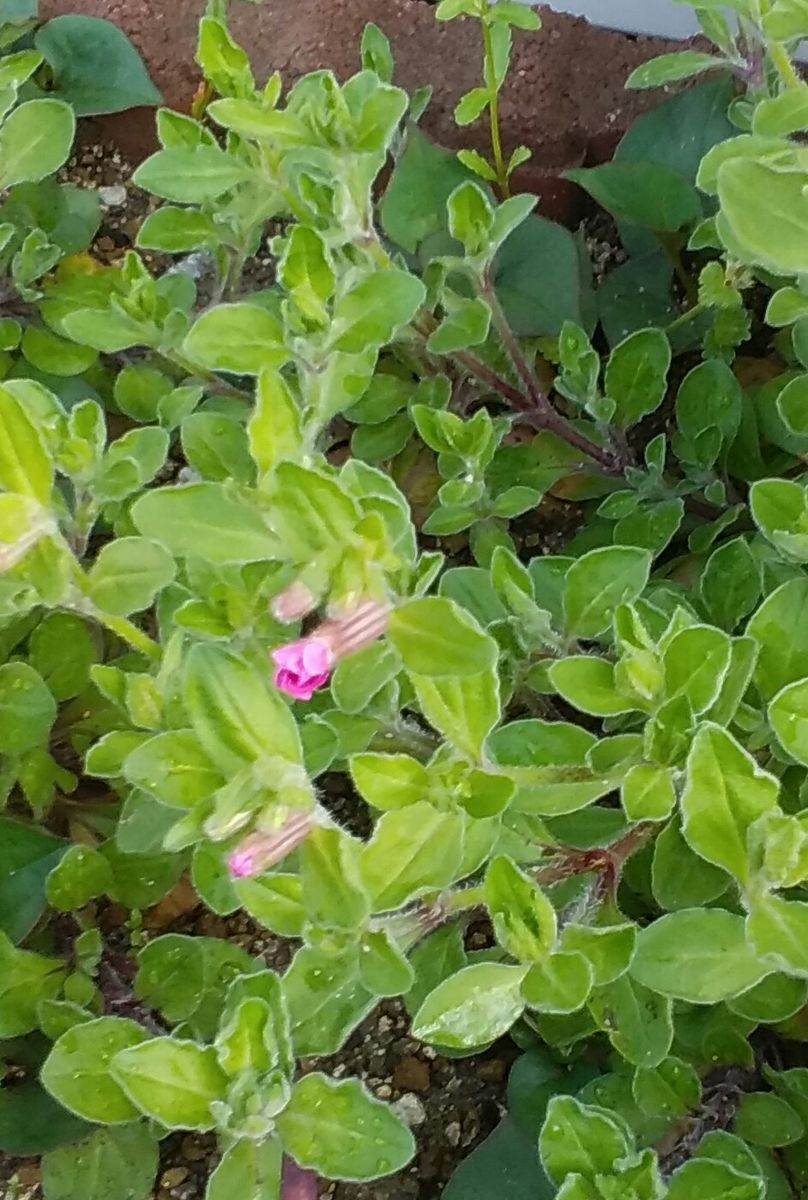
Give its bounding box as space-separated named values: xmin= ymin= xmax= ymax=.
xmin=39 ymin=0 xmax=696 ymax=213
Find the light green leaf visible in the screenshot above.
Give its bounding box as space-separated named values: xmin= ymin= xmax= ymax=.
xmin=135 ymin=934 xmax=205 ymax=1024
xmin=769 ymin=677 xmax=808 ymax=765
xmin=413 ymin=962 xmax=527 ymax=1049
xmin=747 ymin=893 xmax=808 ymax=977
xmin=662 ymin=625 xmax=731 ymax=714
xmin=559 ymin=923 xmax=636 ymax=987
xmin=329 ymin=269 xmax=425 ymax=353
xmin=717 ymin=156 xmax=808 ymax=276
xmin=604 ymin=328 xmax=671 ymax=428
xmin=235 ymin=874 xmax=305 ymax=938
xmin=87 ymin=536 xmax=175 ymax=616
xmin=633 ymin=1057 xmax=700 ymax=1119
xmin=0 ymin=932 xmax=63 ymax=1037
xmin=487 ymin=719 xmax=615 ymax=816
xmin=41 ymin=1016 xmax=148 ymax=1124
xmin=485 ymin=855 xmax=557 ymax=961
xmin=754 ymin=86 xmax=808 ymax=137
xmin=0 ymin=382 xmax=53 ymax=502
xmin=132 ymin=482 xmax=279 ymax=564
xmin=589 ymin=974 xmax=673 ymax=1068
xmin=276 ymin=1073 xmax=415 ymax=1180
xmin=124 ymin=730 xmax=223 ymax=809
xmin=283 ymin=945 xmax=375 ymax=1056
xmin=350 ymin=752 xmax=429 ymax=811
xmin=248 ymin=369 xmax=303 ymax=476
xmin=301 ymin=825 xmax=370 ymax=929
xmin=522 ymin=952 xmax=593 ymax=1015
xmin=412 ymin=669 xmax=501 ymax=761
xmin=747 ymin=578 xmax=808 ymax=700
xmin=360 ymin=802 xmax=464 ymax=910
xmin=666 ymin=1158 xmax=762 ymax=1200
xmin=45 ymin=844 xmax=112 ymax=911
xmin=0 ymin=99 xmax=75 ymax=188
xmin=701 ymin=538 xmax=760 ymax=631
xmin=550 ymin=656 xmax=638 ymax=718
xmin=360 ymin=929 xmax=415 ymax=997
xmin=632 ymin=909 xmax=768 ymax=1003
xmin=133 ymin=144 xmax=251 ymax=203
xmin=622 ymin=764 xmax=675 ymax=822
xmin=111 ymin=1038 xmax=228 ymax=1130
xmin=681 ymin=724 xmax=779 ymax=885
xmin=564 ymin=546 xmax=651 ymax=639
xmin=184 ymin=643 xmax=302 ymax=774
xmin=389 ymin=597 xmax=498 ymax=676
xmin=40 ymin=1123 xmax=158 ymax=1200
xmin=539 ymin=1095 xmax=630 ymax=1186
xmin=0 ymin=662 xmax=57 ymax=755
xmin=181 ymin=412 xmax=254 ymax=484
xmin=184 ymin=303 xmax=287 ymax=375
xmin=205 ymin=1138 xmax=282 ymax=1200
xmin=626 ymin=51 xmax=724 ymax=89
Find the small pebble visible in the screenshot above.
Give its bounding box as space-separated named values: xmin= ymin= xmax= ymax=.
xmin=98 ymin=184 xmax=128 ymax=207
xmin=393 ymin=1054 xmax=431 ymax=1093
xmin=392 ymin=1092 xmax=427 ymax=1127
xmin=160 ymin=1166 xmax=189 ymax=1188
xmin=180 ymin=1135 xmax=207 ymax=1162
xmin=446 ymin=1121 xmax=462 ymax=1147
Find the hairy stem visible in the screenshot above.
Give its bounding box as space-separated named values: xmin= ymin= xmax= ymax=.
xmin=665 ymin=302 xmax=706 ymax=336
xmin=92 ymin=610 xmax=162 ymax=662
xmin=770 ymin=41 xmax=802 ymax=90
xmin=480 ymin=275 xmax=623 ymax=471
xmin=481 ymin=16 xmax=509 ymax=196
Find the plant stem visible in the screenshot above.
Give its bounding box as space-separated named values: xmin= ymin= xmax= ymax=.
xmin=771 ymin=41 xmax=802 ymax=90
xmin=93 ymin=610 xmax=161 ymax=662
xmin=665 ymin=303 xmax=706 ymax=336
xmin=480 ymin=276 xmax=623 ymax=472
xmin=656 ymin=232 xmax=697 ymax=306
xmin=481 ymin=16 xmax=509 ymax=196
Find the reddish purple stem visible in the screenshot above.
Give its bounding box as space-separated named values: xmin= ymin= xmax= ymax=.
xmin=282 ymin=1157 xmax=319 ymax=1200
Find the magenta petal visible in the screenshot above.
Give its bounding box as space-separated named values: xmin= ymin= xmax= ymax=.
xmin=301 ymin=638 xmax=332 ymax=674
xmin=272 ymin=637 xmax=332 ymax=701
xmin=272 ymin=642 xmax=302 ymax=670
xmin=226 ymin=848 xmax=255 ymax=878
xmin=274 ymin=667 xmax=314 ymax=701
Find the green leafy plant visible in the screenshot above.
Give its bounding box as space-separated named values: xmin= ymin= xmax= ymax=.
xmin=6 ymin=2 xmax=808 ymax=1199
xmin=434 ymin=0 xmax=539 ymax=194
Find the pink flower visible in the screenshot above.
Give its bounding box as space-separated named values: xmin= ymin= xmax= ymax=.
xmin=227 ymin=810 xmax=314 ymax=879
xmin=271 ymin=637 xmax=334 ymax=701
xmin=270 ymin=600 xmax=390 ymax=702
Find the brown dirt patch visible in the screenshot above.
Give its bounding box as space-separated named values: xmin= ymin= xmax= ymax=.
xmin=41 ymin=0 xmax=693 ymax=177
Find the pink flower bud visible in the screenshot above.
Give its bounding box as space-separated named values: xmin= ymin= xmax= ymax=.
xmin=282 ymin=1157 xmax=318 ymax=1200
xmin=271 ymin=599 xmax=390 ymax=702
xmin=271 ymin=637 xmax=333 ymax=701
xmin=271 ymin=581 xmax=317 ymax=624
xmin=226 ymin=809 xmax=314 ymax=879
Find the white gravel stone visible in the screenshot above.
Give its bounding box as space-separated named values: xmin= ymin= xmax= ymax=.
xmin=392 ymin=1092 xmax=427 ymax=1127
xmin=98 ymin=184 xmax=127 ymax=207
